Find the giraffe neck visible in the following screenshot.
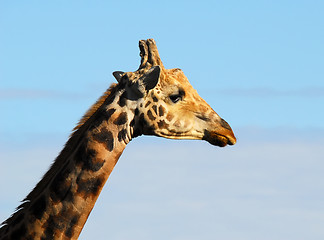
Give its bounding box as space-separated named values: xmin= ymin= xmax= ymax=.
xmin=0 ymin=86 xmax=137 ymax=240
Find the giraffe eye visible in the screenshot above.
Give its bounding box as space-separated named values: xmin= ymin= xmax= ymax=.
xmin=169 ymin=94 xmax=182 ymax=103
xmin=169 ymin=90 xmax=185 ymax=103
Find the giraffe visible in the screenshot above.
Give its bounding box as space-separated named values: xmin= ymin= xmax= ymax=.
xmin=0 ymin=39 xmax=236 ymax=240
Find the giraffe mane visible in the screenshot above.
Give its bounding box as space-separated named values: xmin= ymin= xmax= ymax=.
xmin=72 ymin=83 xmax=118 ymax=133
xmin=0 ymin=83 xmax=119 ymax=228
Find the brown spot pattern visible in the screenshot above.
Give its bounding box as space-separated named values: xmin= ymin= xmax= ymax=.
xmin=147 ymin=110 xmax=155 ymax=121
xmin=113 ymin=112 xmax=128 ymax=125
xmin=152 ymin=105 xmax=158 ymax=115
xmin=118 ymin=129 xmax=127 ymax=142
xmin=30 ymin=195 xmax=47 ymax=220
xmin=158 ymin=120 xmax=169 ymax=129
xmin=77 ymin=176 xmax=105 ymax=198
xmin=49 ymin=162 xmax=74 ymax=203
xmin=158 ymin=105 xmax=165 ymax=116
xmin=117 ymin=92 xmax=127 ymax=107
xmin=64 ymin=215 xmax=80 ymax=238
xmin=152 ymin=96 xmax=158 ymax=102
xmin=166 ymin=113 xmax=174 ymax=121
xmin=144 ymin=101 xmax=151 ymax=108
xmin=92 ymin=129 xmax=114 ymax=152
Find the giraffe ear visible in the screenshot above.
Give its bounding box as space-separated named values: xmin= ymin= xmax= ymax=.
xmin=112 ymin=71 xmax=125 ymax=82
xmin=142 ymin=66 xmax=161 ymax=92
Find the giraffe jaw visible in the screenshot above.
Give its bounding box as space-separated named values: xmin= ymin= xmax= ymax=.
xmin=155 ymin=130 xmax=203 ymax=142
xmin=154 ymin=130 xmax=236 ymax=147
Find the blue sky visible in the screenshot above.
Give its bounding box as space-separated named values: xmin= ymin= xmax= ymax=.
xmin=1 ymin=1 xmax=324 ymax=239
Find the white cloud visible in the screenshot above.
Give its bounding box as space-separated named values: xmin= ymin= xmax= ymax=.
xmin=1 ymin=129 xmax=324 ymax=240
xmin=206 ymin=86 xmax=324 ymax=98
xmin=0 ymin=88 xmax=87 ymax=100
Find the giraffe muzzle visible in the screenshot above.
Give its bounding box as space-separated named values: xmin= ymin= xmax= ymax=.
xmin=203 ymin=129 xmax=236 ymax=147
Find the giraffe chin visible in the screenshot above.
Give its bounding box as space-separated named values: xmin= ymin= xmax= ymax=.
xmin=203 ymin=130 xmax=235 ymax=147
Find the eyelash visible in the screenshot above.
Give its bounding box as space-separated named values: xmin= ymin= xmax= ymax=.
xmin=169 ymin=90 xmax=185 ymax=103
xmin=169 ymin=94 xmax=182 ymax=103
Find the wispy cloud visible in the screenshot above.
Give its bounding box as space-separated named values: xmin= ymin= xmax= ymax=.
xmin=0 ymin=88 xmax=88 ymax=100
xmin=1 ymin=127 xmax=324 ymax=240
xmin=210 ymin=86 xmax=324 ymax=98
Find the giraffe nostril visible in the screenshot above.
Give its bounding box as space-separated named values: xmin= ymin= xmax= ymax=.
xmin=220 ymin=118 xmax=232 ymax=130
xmin=196 ymin=114 xmax=209 ymax=122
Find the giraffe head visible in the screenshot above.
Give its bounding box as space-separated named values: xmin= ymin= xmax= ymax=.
xmin=113 ymin=39 xmax=236 ymax=147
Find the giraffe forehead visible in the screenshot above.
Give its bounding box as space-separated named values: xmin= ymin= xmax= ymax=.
xmin=164 ymin=71 xmax=200 ymax=97
xmin=162 ymin=69 xmax=190 ymax=85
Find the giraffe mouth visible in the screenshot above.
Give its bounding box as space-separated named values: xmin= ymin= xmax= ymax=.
xmin=203 ymin=130 xmax=236 ymax=147
xmin=156 ymin=130 xmax=200 ymax=141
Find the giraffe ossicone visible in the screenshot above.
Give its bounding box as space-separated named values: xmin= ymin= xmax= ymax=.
xmin=0 ymin=39 xmax=236 ymax=240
